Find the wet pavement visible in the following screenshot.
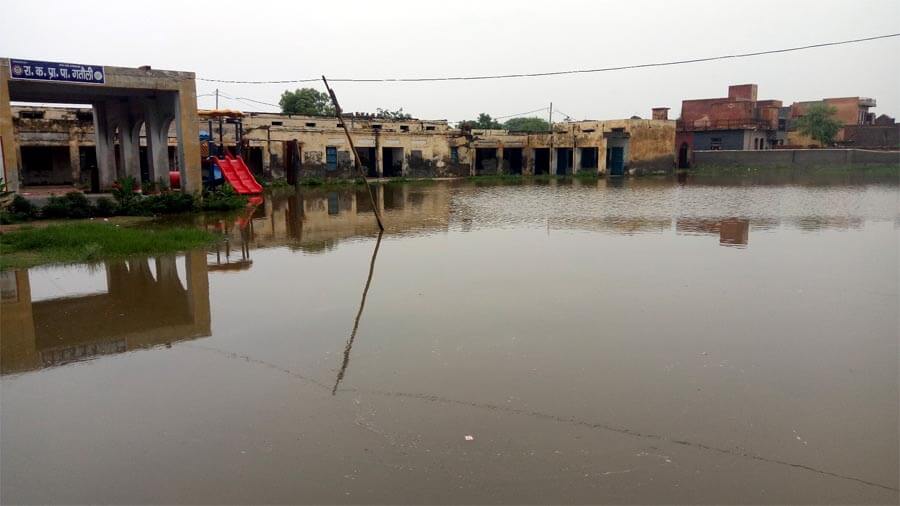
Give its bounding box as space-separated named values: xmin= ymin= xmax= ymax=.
xmin=2 ymin=175 xmax=898 ymax=504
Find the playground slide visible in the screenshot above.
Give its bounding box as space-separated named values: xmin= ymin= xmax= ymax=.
xmin=213 ymin=154 xmax=263 ymax=194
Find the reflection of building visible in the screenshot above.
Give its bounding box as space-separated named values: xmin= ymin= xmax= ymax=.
xmin=718 ymin=219 xmax=750 ymax=247
xmin=676 ymin=218 xmax=750 ymax=248
xmin=206 ymin=184 xmax=452 ymax=258
xmin=0 ymin=251 xmax=210 ymax=375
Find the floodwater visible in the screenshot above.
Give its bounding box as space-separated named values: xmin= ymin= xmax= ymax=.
xmin=2 ymin=174 xmax=898 ymax=504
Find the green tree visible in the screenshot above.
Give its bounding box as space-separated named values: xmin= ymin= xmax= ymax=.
xmin=375 ymin=107 xmax=412 ymax=120
xmin=795 ymin=103 xmax=843 ymax=146
xmin=459 ymin=113 xmax=502 ymax=129
xmin=503 ymin=116 xmax=550 ymax=132
xmin=279 ymin=88 xmax=335 ymax=116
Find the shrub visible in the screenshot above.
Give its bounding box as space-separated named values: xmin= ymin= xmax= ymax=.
xmin=42 ymin=192 xmax=94 ymax=219
xmin=94 ymin=197 xmax=118 ymax=217
xmin=137 ymin=192 xmax=196 ymax=215
xmin=8 ymin=195 xmax=38 ymax=221
xmin=111 ymin=176 xmax=142 ymax=214
xmin=201 ymin=184 xmax=247 ymax=211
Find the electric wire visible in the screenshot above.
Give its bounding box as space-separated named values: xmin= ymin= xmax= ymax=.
xmin=196 ymin=33 xmax=900 ymax=84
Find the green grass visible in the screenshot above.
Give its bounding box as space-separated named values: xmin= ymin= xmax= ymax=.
xmin=297 ymin=176 xmax=365 ymax=187
xmin=0 ymin=222 xmax=220 ymax=270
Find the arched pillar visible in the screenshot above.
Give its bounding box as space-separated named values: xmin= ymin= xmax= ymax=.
xmin=143 ymin=96 xmax=173 ymax=186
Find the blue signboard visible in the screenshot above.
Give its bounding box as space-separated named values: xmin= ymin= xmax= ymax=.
xmin=9 ymin=59 xmax=105 ymax=84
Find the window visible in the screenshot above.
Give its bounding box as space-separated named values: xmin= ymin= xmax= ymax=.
xmin=305 ymin=122 xmax=316 ymax=127
xmin=76 ymin=111 xmax=93 ymax=122
xmin=400 ymin=125 xmax=409 ymax=132
xmin=271 ymin=121 xmax=283 ymax=126
xmin=425 ymin=126 xmax=435 ymax=131
xmin=20 ymin=110 xmax=44 ymax=119
xmin=450 ymin=147 xmax=459 ymax=164
xmin=710 ymin=137 xmax=722 ymax=151
xmin=372 ymin=124 xmax=382 ymax=130
xmin=325 ymin=146 xmax=337 ymax=171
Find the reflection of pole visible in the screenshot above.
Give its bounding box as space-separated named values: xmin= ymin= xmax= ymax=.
xmin=321 ymin=76 xmax=385 ymax=231
xmin=332 ymin=231 xmax=383 ymax=395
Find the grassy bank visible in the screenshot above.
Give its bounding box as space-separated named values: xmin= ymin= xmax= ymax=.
xmin=0 ymin=222 xmax=219 ymax=270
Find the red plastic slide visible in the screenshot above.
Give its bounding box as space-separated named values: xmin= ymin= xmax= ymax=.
xmin=213 ymin=154 xmax=263 ymax=194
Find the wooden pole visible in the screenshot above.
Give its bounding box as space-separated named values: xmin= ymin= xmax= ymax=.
xmin=322 ymin=76 xmax=384 ymax=231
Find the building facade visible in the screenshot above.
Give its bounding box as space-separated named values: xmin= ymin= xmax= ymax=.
xmin=675 ymin=84 xmax=782 ymax=168
xmin=8 ymin=105 xmax=676 ymax=190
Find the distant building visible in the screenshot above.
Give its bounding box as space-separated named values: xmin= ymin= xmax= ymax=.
xmin=786 ymin=96 xmax=878 ymax=146
xmin=675 ymin=84 xmax=782 ymax=168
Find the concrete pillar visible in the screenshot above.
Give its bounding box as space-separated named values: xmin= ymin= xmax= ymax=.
xmin=68 ymin=136 xmax=81 ymax=185
xmin=375 ymin=132 xmax=383 ymax=177
xmin=573 ymin=147 xmax=582 ymax=174
xmin=174 ymin=80 xmax=202 ymax=193
xmin=598 ymin=138 xmax=608 ymax=175
xmin=0 ymin=60 xmax=20 ymax=191
xmin=400 ymin=148 xmax=408 ymax=176
xmin=120 ymin=112 xmax=141 ymax=183
xmin=523 ymin=148 xmax=533 ymax=176
xmin=496 ymin=146 xmax=504 ymax=175
xmin=143 ymin=98 xmax=171 ymax=186
xmin=93 ymin=102 xmax=118 ymax=189
xmin=549 ymin=148 xmax=557 ymax=175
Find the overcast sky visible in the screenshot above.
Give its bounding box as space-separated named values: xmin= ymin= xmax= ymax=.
xmin=3 ymin=0 xmax=898 ymax=122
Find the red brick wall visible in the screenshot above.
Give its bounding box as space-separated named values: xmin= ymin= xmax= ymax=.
xmin=728 ymin=84 xmax=758 ymax=101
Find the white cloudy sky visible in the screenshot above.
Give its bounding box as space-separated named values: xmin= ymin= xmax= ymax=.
xmin=3 ymin=0 xmax=898 ymax=122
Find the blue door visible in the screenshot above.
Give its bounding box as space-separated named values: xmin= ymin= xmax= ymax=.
xmin=609 ymin=147 xmax=625 ymax=176
xmin=325 ymin=146 xmax=337 ymax=171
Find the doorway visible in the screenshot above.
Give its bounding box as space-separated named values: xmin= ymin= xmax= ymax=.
xmin=382 ymin=147 xmax=403 ymax=177
xmin=678 ymin=142 xmax=691 ymax=169
xmin=607 ymin=147 xmax=625 ymax=176
xmin=555 ymin=148 xmax=573 ymax=175
xmin=475 ymin=148 xmax=498 ymax=175
xmin=503 ymin=148 xmax=523 ymax=174
xmin=533 ymin=148 xmax=550 ymax=175
xmin=357 ymin=147 xmax=377 ymax=177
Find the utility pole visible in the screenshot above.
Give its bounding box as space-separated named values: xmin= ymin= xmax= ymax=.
xmin=215 ymin=88 xmax=219 ymax=109
xmin=322 ymin=76 xmax=385 ymax=231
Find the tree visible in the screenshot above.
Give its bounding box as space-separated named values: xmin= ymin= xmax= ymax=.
xmin=375 ymin=107 xmax=412 ymax=120
xmin=503 ymin=116 xmax=550 ymax=132
xmin=459 ymin=113 xmax=502 ymax=130
xmin=279 ymin=88 xmax=335 ymax=116
xmin=795 ymin=103 xmax=843 ymax=146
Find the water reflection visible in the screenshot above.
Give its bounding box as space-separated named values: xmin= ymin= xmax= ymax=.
xmin=332 ymin=231 xmax=383 ymax=395
xmin=203 ymin=185 xmax=450 ymax=258
xmin=0 ymin=252 xmax=210 ymax=375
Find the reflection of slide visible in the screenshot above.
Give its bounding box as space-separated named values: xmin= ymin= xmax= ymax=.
xmin=213 ymin=154 xmax=262 ymax=194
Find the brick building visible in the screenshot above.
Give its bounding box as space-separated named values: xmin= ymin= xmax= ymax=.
xmin=675 ymin=84 xmax=782 ymax=168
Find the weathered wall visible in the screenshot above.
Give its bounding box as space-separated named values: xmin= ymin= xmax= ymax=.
xmin=842 ymin=125 xmax=900 ymax=149
xmin=693 ymin=148 xmax=899 ymax=168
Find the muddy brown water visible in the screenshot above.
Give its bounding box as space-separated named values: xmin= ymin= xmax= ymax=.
xmin=2 ymin=175 xmax=898 ymax=504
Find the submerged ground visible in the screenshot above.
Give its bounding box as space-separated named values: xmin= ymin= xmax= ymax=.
xmin=1 ymin=173 xmax=898 ymax=504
